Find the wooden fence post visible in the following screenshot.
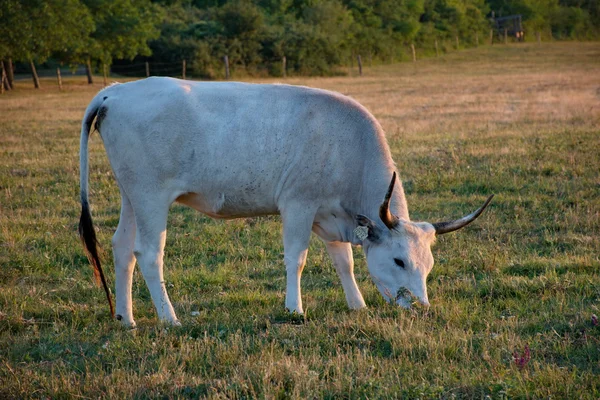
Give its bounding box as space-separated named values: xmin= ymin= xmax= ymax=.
xmin=455 ymin=36 xmax=459 ymax=50
xmin=103 ymin=64 xmax=108 ymax=87
xmin=475 ymin=32 xmax=479 ymax=47
xmin=357 ymin=54 xmax=362 ymax=76
xmin=56 ymin=68 xmax=63 ymax=91
xmin=224 ymin=55 xmax=230 ymax=79
xmin=435 ymin=39 xmax=439 ymax=57
xmin=490 ymin=29 xmax=494 ymax=45
xmin=282 ymin=55 xmax=286 ymax=78
xmin=536 ymin=31 xmax=541 ymax=44
xmin=145 ymin=61 xmax=150 ymax=77
xmin=86 ymin=57 xmax=93 ymax=84
xmin=29 ymin=59 xmax=40 ymax=89
xmin=182 ymin=59 xmax=186 ymax=79
xmin=504 ymin=28 xmax=508 ymax=44
xmin=411 ymin=43 xmax=416 ymax=62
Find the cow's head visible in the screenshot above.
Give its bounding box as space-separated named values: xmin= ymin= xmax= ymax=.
xmin=356 ymin=173 xmax=493 ymax=308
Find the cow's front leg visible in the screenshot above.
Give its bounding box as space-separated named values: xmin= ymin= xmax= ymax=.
xmin=281 ymin=204 xmax=316 ymax=314
xmin=133 ymin=202 xmax=180 ymax=325
xmin=324 ymin=241 xmax=366 ymax=310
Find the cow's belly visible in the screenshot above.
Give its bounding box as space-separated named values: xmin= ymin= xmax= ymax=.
xmin=175 ymin=191 xmax=278 ymax=219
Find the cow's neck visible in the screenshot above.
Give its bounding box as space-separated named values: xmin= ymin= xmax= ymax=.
xmin=317 ymin=125 xmax=410 ymax=245
xmin=362 ymin=169 xmax=409 ymax=221
xmin=343 ymin=144 xmax=410 ymax=245
xmin=363 ymin=131 xmax=409 ymax=219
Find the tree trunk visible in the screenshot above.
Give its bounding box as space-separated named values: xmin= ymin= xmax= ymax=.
xmin=86 ymin=57 xmax=94 ymax=84
xmin=1 ymin=61 xmax=11 ymax=91
xmin=1 ymin=66 xmax=6 ymax=94
xmin=30 ymin=59 xmax=40 ymax=89
xmin=6 ymin=58 xmax=14 ymax=89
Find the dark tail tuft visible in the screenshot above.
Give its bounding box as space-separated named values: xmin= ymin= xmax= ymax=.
xmin=79 ymin=199 xmax=115 ymax=318
xmin=80 ymin=94 xmax=114 ymax=319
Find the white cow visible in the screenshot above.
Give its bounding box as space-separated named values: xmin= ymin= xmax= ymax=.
xmin=79 ymin=77 xmax=492 ymax=327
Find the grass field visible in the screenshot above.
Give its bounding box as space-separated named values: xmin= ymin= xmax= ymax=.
xmin=1 ymin=42 xmax=599 ymax=398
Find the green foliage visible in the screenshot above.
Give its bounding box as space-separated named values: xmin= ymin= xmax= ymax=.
xmin=346 ymin=0 xmax=424 ymax=62
xmin=420 ymin=0 xmax=490 ymax=43
xmin=286 ymin=0 xmax=354 ymax=74
xmin=82 ymin=0 xmax=163 ymax=64
xmin=1 ymin=0 xmax=162 ymax=70
xmin=214 ymin=1 xmax=265 ymax=67
xmin=151 ymin=0 xmax=356 ymax=77
xmin=0 ymin=0 xmax=93 ymax=63
xmin=550 ymin=5 xmax=597 ymax=38
xmin=487 ymin=0 xmax=599 ymax=39
xmin=142 ymin=0 xmax=599 ymax=76
xmin=2 ymin=0 xmax=599 ymax=77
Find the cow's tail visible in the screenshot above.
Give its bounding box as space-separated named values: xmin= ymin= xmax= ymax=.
xmin=79 ymin=94 xmax=114 ymax=318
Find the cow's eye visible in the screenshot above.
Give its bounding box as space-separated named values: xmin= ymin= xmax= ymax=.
xmin=394 ymin=258 xmax=405 ymax=268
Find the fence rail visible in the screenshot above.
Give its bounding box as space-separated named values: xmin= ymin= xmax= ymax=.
xmin=2 ymin=34 xmax=545 ymax=92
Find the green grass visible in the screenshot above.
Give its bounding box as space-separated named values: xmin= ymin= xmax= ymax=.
xmin=1 ymin=42 xmax=599 ymax=398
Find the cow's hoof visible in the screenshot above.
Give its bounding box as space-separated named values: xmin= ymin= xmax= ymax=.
xmin=284 ymin=309 xmax=306 ymax=324
xmin=348 ymin=300 xmax=367 ymax=310
xmin=115 ymin=314 xmax=136 ymax=328
xmin=285 ymin=307 xmax=304 ymax=315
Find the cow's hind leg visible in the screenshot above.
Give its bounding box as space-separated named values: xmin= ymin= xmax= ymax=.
xmin=281 ymin=203 xmax=317 ymax=315
xmin=132 ymin=199 xmax=180 ymax=325
xmin=324 ymin=241 xmax=366 ymax=310
xmin=113 ymin=191 xmax=137 ymax=327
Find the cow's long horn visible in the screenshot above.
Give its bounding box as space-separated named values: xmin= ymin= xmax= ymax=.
xmin=379 ymin=172 xmax=400 ymax=230
xmin=433 ymin=195 xmax=494 ymax=235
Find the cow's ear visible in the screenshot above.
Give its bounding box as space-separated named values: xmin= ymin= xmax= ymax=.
xmin=355 ymin=215 xmax=382 ymax=242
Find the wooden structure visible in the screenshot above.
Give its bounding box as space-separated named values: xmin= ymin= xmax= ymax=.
xmin=492 ymin=13 xmax=524 ymax=42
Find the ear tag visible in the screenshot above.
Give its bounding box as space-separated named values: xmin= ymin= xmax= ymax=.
xmin=354 ymin=226 xmax=369 ymax=241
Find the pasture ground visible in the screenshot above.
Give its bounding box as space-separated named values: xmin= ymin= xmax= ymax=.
xmin=1 ymin=42 xmax=599 ymax=398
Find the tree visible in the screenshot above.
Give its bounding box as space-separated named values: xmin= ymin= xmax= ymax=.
xmin=419 ymin=0 xmax=489 ymax=49
xmin=346 ymin=0 xmax=424 ymax=63
xmin=149 ymin=3 xmax=219 ymax=77
xmin=79 ymin=0 xmax=162 ymax=81
xmin=0 ymin=0 xmax=93 ymax=88
xmin=214 ymin=1 xmax=266 ymax=70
